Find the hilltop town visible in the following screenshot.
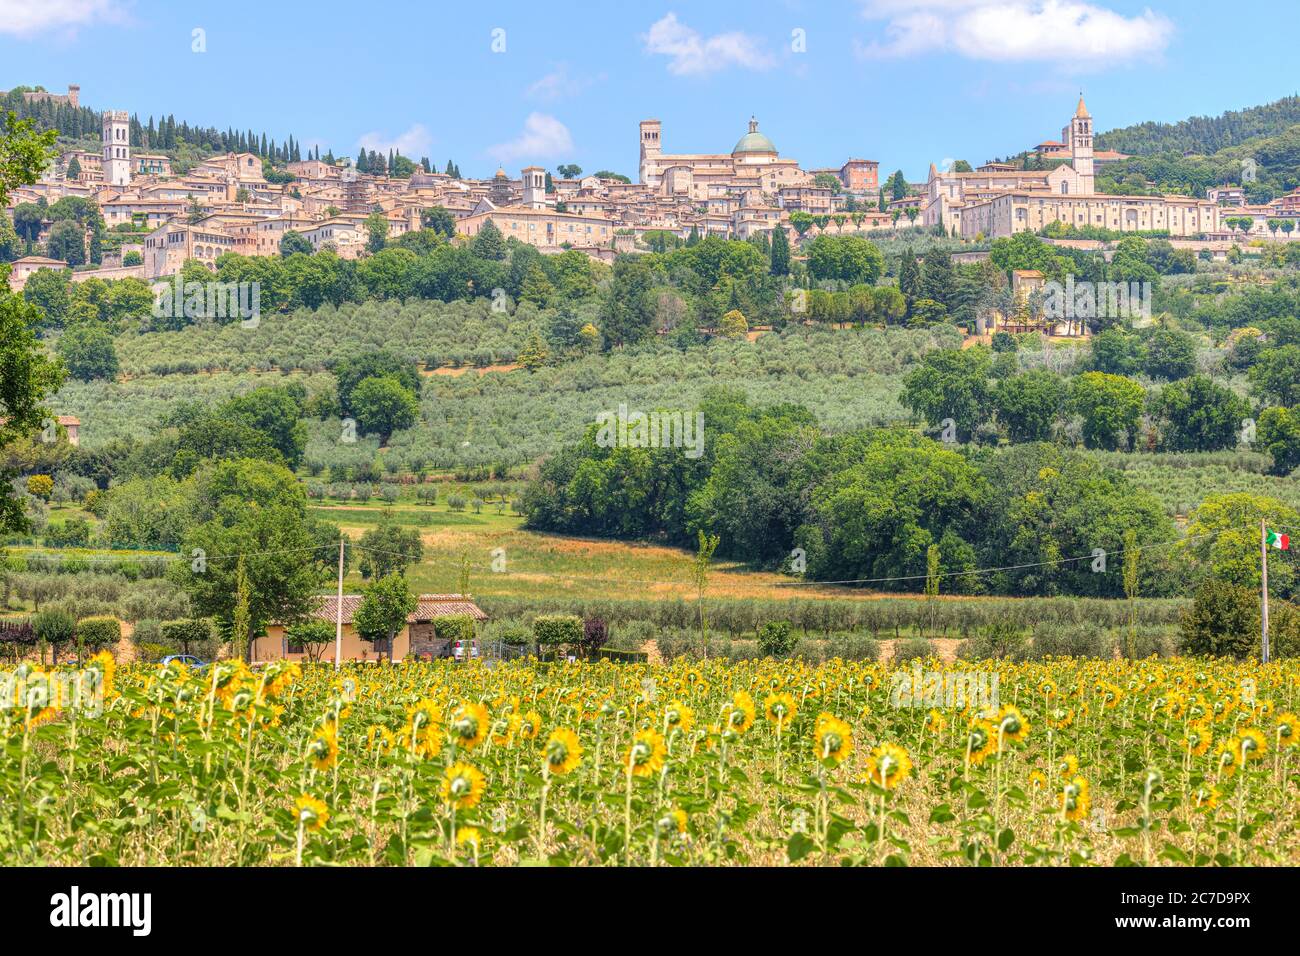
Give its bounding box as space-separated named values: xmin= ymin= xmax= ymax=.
xmin=8 ymin=84 xmax=1300 ymax=294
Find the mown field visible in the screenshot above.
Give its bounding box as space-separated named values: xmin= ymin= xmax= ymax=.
xmin=1 ymin=655 xmax=1295 ymax=866
xmin=314 ymin=501 xmax=926 ymax=603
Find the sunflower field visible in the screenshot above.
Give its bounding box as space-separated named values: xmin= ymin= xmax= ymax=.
xmin=1 ymin=654 xmax=1297 ymax=866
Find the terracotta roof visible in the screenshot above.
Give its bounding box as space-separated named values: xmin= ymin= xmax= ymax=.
xmin=308 ymin=593 xmax=487 ymax=624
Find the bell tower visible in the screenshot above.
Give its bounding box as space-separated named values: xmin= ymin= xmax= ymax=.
xmin=639 ymin=119 xmax=662 ymax=185
xmin=102 ymin=109 xmax=131 ymax=187
xmin=1067 ymin=94 xmax=1094 ymax=195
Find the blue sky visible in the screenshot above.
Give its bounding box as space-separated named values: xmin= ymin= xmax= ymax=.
xmin=0 ymin=0 xmax=1294 ymax=181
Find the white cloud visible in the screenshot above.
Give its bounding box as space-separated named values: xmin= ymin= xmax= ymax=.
xmin=856 ymin=0 xmax=1173 ymax=66
xmin=0 ymin=0 xmax=127 ymax=37
xmin=356 ymin=123 xmax=433 ymax=159
xmin=527 ymin=63 xmax=603 ymax=102
xmin=487 ymin=113 xmax=574 ymax=164
xmin=642 ymin=12 xmax=775 ymax=76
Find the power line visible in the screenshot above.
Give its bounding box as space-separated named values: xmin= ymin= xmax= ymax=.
xmin=778 ymin=529 xmax=1228 ymax=588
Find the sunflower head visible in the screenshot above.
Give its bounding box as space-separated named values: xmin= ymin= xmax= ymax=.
xmin=1192 ymin=785 xmax=1220 ymax=812
xmin=725 ymin=691 xmax=756 ymax=734
xmin=543 ymin=727 xmax=583 ymax=776
xmin=1238 ymin=727 xmax=1267 ymax=762
xmin=307 ymin=725 xmax=339 ymax=772
xmin=1057 ymin=753 xmax=1079 ymax=779
xmin=663 ymin=700 xmax=695 ymax=736
xmin=1277 ymin=712 xmax=1298 ymax=748
xmin=996 ymin=705 xmax=1030 ymax=743
xmin=966 ymin=719 xmax=997 ymax=765
xmin=518 ymin=710 xmax=542 ymax=740
xmin=626 ymin=728 xmax=667 ymax=777
xmin=864 ymin=742 xmax=912 ymax=791
xmin=764 ymin=692 xmax=797 ymax=729
xmin=449 ymin=702 xmax=490 ymax=749
xmin=1059 ymin=775 xmax=1090 ymax=822
xmin=294 ymin=794 xmax=329 ymax=832
xmin=813 ymin=713 xmax=854 ymax=766
xmin=441 ymin=762 xmax=486 ymax=810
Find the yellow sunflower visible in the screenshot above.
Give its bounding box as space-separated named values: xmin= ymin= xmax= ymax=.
xmin=1214 ymin=740 xmax=1241 ymax=778
xmin=307 ymin=725 xmax=339 ymax=772
xmin=448 ymin=701 xmax=490 ymax=749
xmin=1277 ymin=712 xmax=1298 ymax=748
xmin=813 ymin=713 xmax=854 ymax=766
xmin=626 ymin=728 xmax=668 ymax=777
xmin=996 ymin=705 xmax=1030 ymax=744
xmin=864 ymin=742 xmax=913 ymax=791
xmin=491 ymin=713 xmax=522 ymax=747
xmin=966 ymin=719 xmax=997 ymax=765
xmin=924 ymin=709 xmax=947 ymax=734
xmin=543 ymin=727 xmax=583 ymax=776
xmin=726 ymin=691 xmax=756 ymax=734
xmin=764 ymin=692 xmax=797 ymax=731
xmin=1059 ymin=775 xmax=1090 ymax=822
xmin=1192 ymin=785 xmax=1220 ymax=812
xmin=1046 ymin=706 xmax=1075 ymax=730
xmin=366 ymin=724 xmax=395 ymax=755
xmin=1181 ymin=722 xmax=1212 ymax=758
xmin=663 ymin=700 xmax=695 ymax=736
xmin=1237 ymin=727 xmax=1267 ymax=763
xmin=518 ymin=710 xmax=542 ymax=741
xmin=293 ymin=794 xmax=329 ymax=832
xmin=441 ymin=762 xmax=486 ymax=810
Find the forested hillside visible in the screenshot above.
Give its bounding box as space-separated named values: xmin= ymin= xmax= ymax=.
xmin=1097 ymin=94 xmax=1300 ymax=155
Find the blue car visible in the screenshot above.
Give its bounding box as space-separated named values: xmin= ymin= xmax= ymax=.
xmin=160 ymin=654 xmax=209 ymax=670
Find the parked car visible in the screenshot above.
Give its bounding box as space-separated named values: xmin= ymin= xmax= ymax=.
xmin=160 ymin=654 xmax=209 ymax=670
xmin=451 ymin=639 xmax=479 ymax=661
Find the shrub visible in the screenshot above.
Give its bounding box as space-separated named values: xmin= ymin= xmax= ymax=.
xmin=160 ymin=618 xmax=214 ymax=655
xmin=76 ymin=616 xmax=121 ymax=650
xmin=285 ymin=619 xmax=335 ymax=661
xmin=136 ymin=642 xmax=170 ymax=663
xmin=991 ymin=331 xmax=1018 ymax=353
xmin=957 ymin=621 xmax=1028 ymax=660
xmin=45 ymin=517 xmax=91 ymax=548
xmin=582 ymin=617 xmax=608 ymax=655
xmin=1029 ymin=622 xmax=1112 ymax=659
xmin=33 ymin=608 xmax=76 ymax=660
xmin=131 ymin=618 xmax=163 ymax=646
xmin=533 ymin=614 xmax=582 ymax=647
xmin=447 ymin=494 xmax=468 ymax=512
xmin=1179 ymin=578 xmax=1260 ymax=658
xmin=433 ymin=614 xmax=475 ymax=644
xmin=892 ymin=637 xmax=932 ymax=662
xmin=488 ymin=621 xmax=533 ymax=647
xmin=835 ymin=633 xmax=880 ymax=661
xmin=26 ymin=475 xmax=54 ymax=500
xmin=757 ymin=620 xmax=796 ymax=657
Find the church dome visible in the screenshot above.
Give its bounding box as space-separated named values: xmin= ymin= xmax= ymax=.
xmin=732 ymin=117 xmax=776 ymax=155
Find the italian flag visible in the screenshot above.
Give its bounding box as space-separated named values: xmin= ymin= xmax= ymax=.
xmin=1267 ymin=530 xmax=1290 ymax=551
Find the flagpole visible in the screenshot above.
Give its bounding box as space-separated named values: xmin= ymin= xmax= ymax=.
xmin=334 ymin=535 xmax=345 ymax=670
xmin=1261 ymin=519 xmax=1270 ymax=664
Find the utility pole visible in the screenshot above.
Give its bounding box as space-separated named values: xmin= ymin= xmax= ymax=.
xmin=338 ymin=530 xmax=348 ymax=671
xmin=1261 ymin=519 xmax=1270 ymax=664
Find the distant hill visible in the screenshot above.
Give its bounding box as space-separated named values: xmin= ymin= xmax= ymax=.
xmin=1097 ymin=95 xmax=1300 ymax=156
